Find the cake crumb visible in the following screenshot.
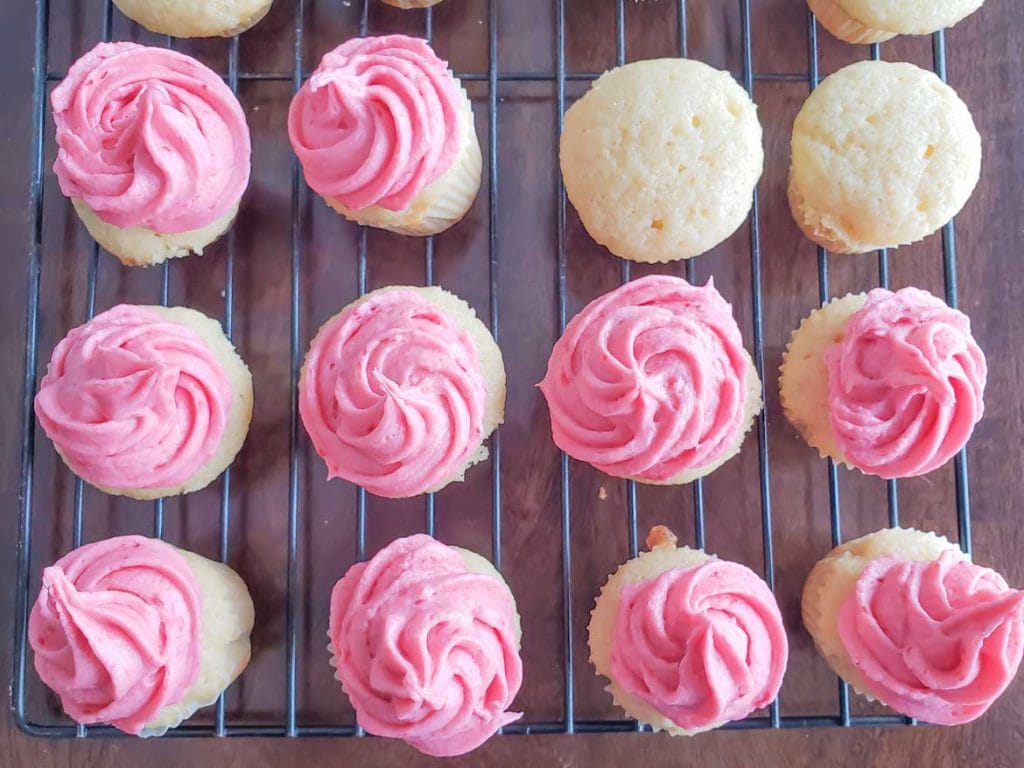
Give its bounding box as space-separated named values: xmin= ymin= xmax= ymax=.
xmin=598 ymin=486 xmax=608 ymax=501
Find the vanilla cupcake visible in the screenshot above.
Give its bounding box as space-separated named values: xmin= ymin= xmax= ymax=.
xmin=539 ymin=275 xmax=761 ymax=484
xmin=803 ymin=527 xmax=1024 ymax=724
xmin=780 ymin=287 xmax=985 ymax=479
xmin=329 ymin=534 xmax=522 ymax=756
xmin=808 ymin=0 xmax=986 ymax=44
xmin=560 ymin=58 xmax=763 ymax=263
xmin=380 ymin=0 xmax=444 ymax=7
xmin=34 ymin=305 xmax=253 ymax=499
xmin=288 ymin=35 xmax=481 ymax=236
xmin=52 ymin=43 xmax=251 ymax=266
xmin=112 ymin=0 xmax=273 ymax=37
xmin=300 ymin=286 xmax=504 ymax=498
xmin=789 ymin=61 xmax=981 ymax=254
xmin=589 ymin=526 xmax=787 ymax=735
xmin=29 ymin=535 xmax=254 ymax=736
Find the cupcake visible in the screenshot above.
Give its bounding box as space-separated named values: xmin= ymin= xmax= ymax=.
xmin=328 ymin=534 xmax=522 ymax=756
xmin=29 ymin=535 xmax=255 ymax=736
xmin=34 ymin=305 xmax=253 ymax=499
xmin=559 ymin=58 xmax=763 ymax=263
xmin=380 ymin=0 xmax=444 ymax=7
xmin=300 ymin=286 xmax=504 ymax=498
xmin=808 ymin=0 xmax=986 ymax=44
xmin=288 ymin=35 xmax=482 ymax=236
xmin=589 ymin=526 xmax=788 ymax=734
xmin=803 ymin=527 xmax=1024 ymax=724
xmin=52 ymin=43 xmax=251 ymax=266
xmin=112 ymin=0 xmax=274 ymax=37
xmin=780 ymin=287 xmax=986 ymax=479
xmin=539 ymin=275 xmax=761 ymax=484
xmin=789 ymin=60 xmax=981 ymax=254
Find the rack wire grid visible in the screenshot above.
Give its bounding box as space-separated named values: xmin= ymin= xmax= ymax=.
xmin=13 ymin=0 xmax=974 ymax=740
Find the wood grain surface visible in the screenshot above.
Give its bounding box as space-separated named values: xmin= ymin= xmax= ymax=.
xmin=2 ymin=1 xmax=1022 ymax=766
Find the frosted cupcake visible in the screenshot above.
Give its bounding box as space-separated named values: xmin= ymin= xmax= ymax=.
xmin=808 ymin=0 xmax=986 ymax=44
xmin=112 ymin=0 xmax=274 ymax=37
xmin=52 ymin=43 xmax=251 ymax=266
xmin=803 ymin=527 xmax=1023 ymax=724
xmin=300 ymin=286 xmax=504 ymax=498
xmin=589 ymin=526 xmax=788 ymax=734
xmin=780 ymin=287 xmax=986 ymax=479
xmin=34 ymin=305 xmax=253 ymax=499
xmin=329 ymin=534 xmax=522 ymax=756
xmin=288 ymin=35 xmax=481 ymax=236
xmin=539 ymin=275 xmax=761 ymax=484
xmin=789 ymin=61 xmax=980 ymax=254
xmin=30 ymin=535 xmax=254 ymax=736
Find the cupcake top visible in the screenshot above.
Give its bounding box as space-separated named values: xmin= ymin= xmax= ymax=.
xmin=28 ymin=536 xmax=202 ymax=735
xmin=34 ymin=305 xmax=233 ymax=491
xmin=611 ymin=557 xmax=788 ymax=730
xmin=830 ymin=0 xmax=985 ymax=35
xmin=539 ymin=275 xmax=750 ymax=482
xmin=837 ymin=550 xmax=1024 ymax=725
xmin=288 ymin=35 xmax=463 ymax=212
xmin=329 ymin=534 xmax=522 ymax=757
xmin=299 ymin=288 xmax=488 ymax=498
xmin=824 ymin=287 xmax=986 ymax=478
xmin=52 ymin=42 xmax=250 ymax=233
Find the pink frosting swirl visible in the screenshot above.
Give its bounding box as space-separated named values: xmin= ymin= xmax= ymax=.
xmin=612 ymin=560 xmax=788 ymax=730
xmin=287 ymin=35 xmax=462 ymax=211
xmin=329 ymin=535 xmax=522 ymax=757
xmin=539 ymin=275 xmax=750 ymax=482
xmin=34 ymin=305 xmax=232 ymax=491
xmin=28 ymin=536 xmax=201 ymax=735
xmin=299 ymin=289 xmax=487 ymax=498
xmin=52 ymin=42 xmax=250 ymax=233
xmin=825 ymin=287 xmax=986 ymax=479
xmin=838 ymin=551 xmax=1024 ymax=725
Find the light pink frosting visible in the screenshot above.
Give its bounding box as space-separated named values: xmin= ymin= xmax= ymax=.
xmin=838 ymin=551 xmax=1024 ymax=725
xmin=299 ymin=290 xmax=487 ymax=498
xmin=539 ymin=275 xmax=750 ymax=482
xmin=288 ymin=35 xmax=462 ymax=211
xmin=611 ymin=560 xmax=788 ymax=730
xmin=34 ymin=305 xmax=233 ymax=490
xmin=825 ymin=287 xmax=986 ymax=479
xmin=28 ymin=536 xmax=201 ymax=735
xmin=52 ymin=42 xmax=250 ymax=233
xmin=329 ymin=535 xmax=522 ymax=757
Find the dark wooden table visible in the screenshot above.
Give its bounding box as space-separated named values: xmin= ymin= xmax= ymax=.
xmin=3 ymin=1 xmax=1022 ymax=766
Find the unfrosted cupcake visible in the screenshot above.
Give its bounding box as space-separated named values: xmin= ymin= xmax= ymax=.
xmin=780 ymin=287 xmax=986 ymax=479
xmin=52 ymin=43 xmax=250 ymax=266
xmin=809 ymin=0 xmax=986 ymax=44
xmin=803 ymin=527 xmax=1024 ymax=725
xmin=288 ymin=35 xmax=481 ymax=236
xmin=329 ymin=534 xmax=522 ymax=756
xmin=299 ymin=286 xmax=504 ymax=498
xmin=539 ymin=275 xmax=761 ymax=484
xmin=112 ymin=0 xmax=274 ymax=37
xmin=30 ymin=535 xmax=254 ymax=736
xmin=380 ymin=0 xmax=444 ymax=7
xmin=589 ymin=526 xmax=788 ymax=735
xmin=34 ymin=305 xmax=253 ymax=499
xmin=560 ymin=58 xmax=763 ymax=263
xmin=789 ymin=61 xmax=980 ymax=254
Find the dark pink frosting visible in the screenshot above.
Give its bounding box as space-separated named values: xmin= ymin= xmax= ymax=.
xmin=34 ymin=305 xmax=233 ymax=490
xmin=539 ymin=275 xmax=750 ymax=482
xmin=838 ymin=551 xmax=1024 ymax=725
xmin=52 ymin=42 xmax=250 ymax=233
xmin=611 ymin=560 xmax=788 ymax=730
xmin=299 ymin=289 xmax=487 ymax=498
xmin=28 ymin=536 xmax=201 ymax=735
xmin=288 ymin=35 xmax=462 ymax=211
xmin=329 ymin=535 xmax=522 ymax=757
xmin=824 ymin=287 xmax=986 ymax=478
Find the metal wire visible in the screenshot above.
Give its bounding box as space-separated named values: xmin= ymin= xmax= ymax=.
xmin=12 ymin=0 xmax=974 ymax=739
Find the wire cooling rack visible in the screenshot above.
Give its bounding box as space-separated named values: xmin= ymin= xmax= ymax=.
xmin=13 ymin=0 xmax=973 ymax=739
